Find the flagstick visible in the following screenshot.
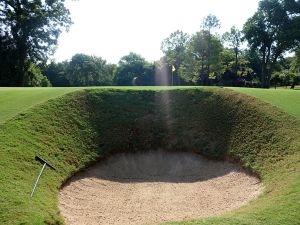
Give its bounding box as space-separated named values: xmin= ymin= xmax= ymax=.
xmin=171 ymin=65 xmax=176 ymax=86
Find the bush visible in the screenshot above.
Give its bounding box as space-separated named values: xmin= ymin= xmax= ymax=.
xmin=271 ymin=70 xmax=300 ymax=87
xmin=24 ymin=63 xmax=52 ymax=87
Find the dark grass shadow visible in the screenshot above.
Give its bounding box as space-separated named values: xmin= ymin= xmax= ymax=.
xmin=60 ymin=88 xmax=242 ymax=186
xmin=84 ymin=88 xmax=234 ymax=159
xmin=60 ymin=88 xmax=267 ymax=187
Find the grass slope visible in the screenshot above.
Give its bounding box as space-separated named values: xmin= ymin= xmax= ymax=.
xmin=229 ymin=87 xmax=300 ymax=120
xmin=0 ymin=87 xmax=81 ymax=124
xmin=0 ymin=88 xmax=299 ymax=225
xmin=0 ymin=87 xmax=193 ymax=124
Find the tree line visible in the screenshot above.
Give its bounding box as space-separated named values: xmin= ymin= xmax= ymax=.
xmin=0 ymin=0 xmax=300 ymax=87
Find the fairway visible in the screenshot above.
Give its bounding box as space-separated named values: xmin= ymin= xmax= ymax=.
xmin=0 ymin=87 xmax=81 ymax=124
xmin=229 ymin=87 xmax=300 ymax=120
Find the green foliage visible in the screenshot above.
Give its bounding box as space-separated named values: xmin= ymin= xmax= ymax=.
xmin=44 ymin=55 xmax=116 ymax=87
xmin=67 ymin=54 xmax=115 ymax=86
xmin=222 ymin=26 xmax=243 ymax=77
xmin=0 ymin=0 xmax=72 ymax=86
xmin=284 ymin=0 xmax=300 ymax=13
xmin=218 ymin=50 xmax=253 ymax=86
xmin=180 ymin=30 xmax=223 ymax=85
xmin=269 ymin=48 xmax=300 ymax=87
xmin=243 ymin=0 xmax=300 ymax=88
xmin=44 ymin=61 xmax=70 ymax=87
xmin=161 ymin=30 xmax=190 ymax=85
xmin=271 ymin=70 xmax=300 ymax=87
xmin=161 ymin=30 xmax=190 ymax=66
xmin=113 ymin=52 xmax=155 ymax=86
xmin=220 ymin=49 xmax=236 ymax=70
xmin=290 ymin=47 xmax=300 ymax=75
xmin=201 ymin=14 xmax=221 ymax=32
xmin=24 ymin=64 xmax=52 ymax=87
xmin=0 ymin=87 xmax=300 ymax=224
xmin=222 ymin=26 xmax=242 ymax=51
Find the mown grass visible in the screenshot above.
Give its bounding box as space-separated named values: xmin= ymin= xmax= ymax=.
xmin=229 ymin=87 xmax=300 ymax=120
xmin=0 ymin=87 xmax=82 ymax=124
xmin=0 ymin=87 xmax=299 ymax=225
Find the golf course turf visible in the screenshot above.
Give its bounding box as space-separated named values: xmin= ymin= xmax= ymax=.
xmin=0 ymin=87 xmax=82 ymax=124
xmin=0 ymin=87 xmax=299 ymax=225
xmin=229 ymin=87 xmax=300 ymax=121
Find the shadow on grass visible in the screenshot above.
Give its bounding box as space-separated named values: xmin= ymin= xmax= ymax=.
xmin=61 ymin=88 xmax=240 ymax=185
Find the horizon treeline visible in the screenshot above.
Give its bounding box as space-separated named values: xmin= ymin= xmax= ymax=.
xmin=1 ymin=0 xmax=300 ymax=88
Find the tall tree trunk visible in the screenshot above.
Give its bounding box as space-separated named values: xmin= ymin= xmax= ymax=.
xmin=267 ymin=53 xmax=281 ymax=88
xmin=264 ymin=46 xmax=272 ymax=88
xmin=177 ymin=71 xmax=181 ymax=86
xmin=207 ymin=30 xmax=211 ymax=86
xmin=15 ymin=39 xmax=27 ymax=86
xmin=261 ymin=64 xmax=268 ymax=88
xmin=14 ymin=0 xmax=26 ymax=86
xmin=261 ymin=62 xmax=267 ymax=88
xmin=16 ymin=60 xmax=25 ymax=86
xmin=261 ymin=48 xmax=269 ymax=88
xmin=235 ymin=47 xmax=238 ymax=77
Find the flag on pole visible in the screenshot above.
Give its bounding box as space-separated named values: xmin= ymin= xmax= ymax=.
xmin=172 ymin=65 xmax=176 ymax=72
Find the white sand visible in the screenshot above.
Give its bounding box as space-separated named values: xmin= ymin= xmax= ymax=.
xmin=59 ymin=150 xmax=262 ymax=225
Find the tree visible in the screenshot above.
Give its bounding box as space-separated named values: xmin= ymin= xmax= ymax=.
xmin=287 ymin=48 xmax=300 ymax=86
xmin=24 ymin=63 xmax=51 ymax=87
xmin=44 ymin=61 xmax=70 ymax=87
xmin=154 ymin=56 xmax=175 ymax=86
xmin=114 ymin=53 xmax=155 ymax=86
xmin=0 ymin=0 xmax=72 ymax=86
xmin=179 ymin=30 xmax=223 ymax=85
xmin=67 ymin=54 xmax=114 ymax=86
xmin=243 ymin=0 xmax=300 ymax=88
xmin=201 ymin=14 xmax=221 ymax=34
xmin=0 ymin=34 xmax=17 ymax=85
xmin=218 ymin=49 xmax=253 ymax=86
xmin=161 ymin=30 xmax=190 ymax=85
xmin=271 ymin=70 xmax=299 ymax=87
xmin=284 ymin=0 xmax=300 ymax=13
xmin=291 ymin=47 xmax=300 ymax=73
xmin=201 ymin=14 xmax=221 ymax=78
xmin=222 ymin=26 xmax=243 ymax=77
xmin=268 ymin=50 xmax=300 ymax=88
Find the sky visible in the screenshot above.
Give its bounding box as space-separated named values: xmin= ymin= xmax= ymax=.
xmin=53 ymin=0 xmax=260 ymax=64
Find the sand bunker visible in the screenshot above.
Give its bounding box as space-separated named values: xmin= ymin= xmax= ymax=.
xmin=59 ymin=151 xmax=262 ymax=225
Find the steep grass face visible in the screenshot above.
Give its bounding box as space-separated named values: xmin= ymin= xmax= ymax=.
xmin=0 ymin=88 xmax=299 ymax=225
xmin=85 ymin=89 xmax=233 ymax=158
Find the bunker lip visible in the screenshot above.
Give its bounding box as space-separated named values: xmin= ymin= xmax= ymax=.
xmin=59 ymin=150 xmax=263 ymax=225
